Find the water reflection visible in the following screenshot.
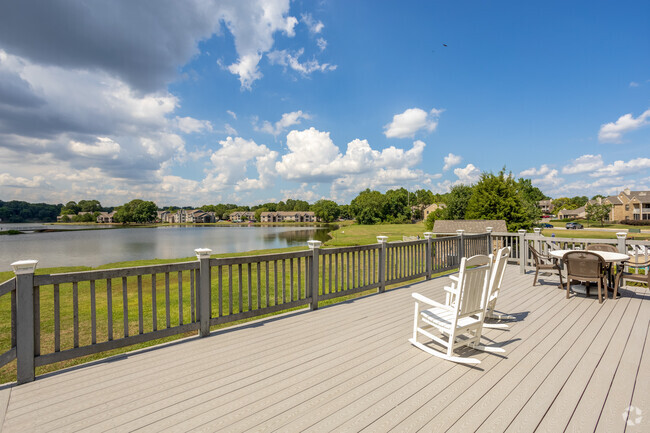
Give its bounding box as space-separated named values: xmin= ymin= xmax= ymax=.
xmin=0 ymin=225 xmax=336 ymax=270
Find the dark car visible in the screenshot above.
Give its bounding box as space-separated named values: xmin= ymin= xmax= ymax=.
xmin=539 ymin=223 xmax=553 ymax=228
xmin=566 ymin=222 xmax=584 ymax=229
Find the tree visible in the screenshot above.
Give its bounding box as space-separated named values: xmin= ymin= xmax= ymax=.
xmin=383 ymin=188 xmax=411 ymax=223
xmin=62 ymin=201 xmax=80 ymax=214
xmin=445 ymin=185 xmax=474 ymax=220
xmin=338 ymin=204 xmax=352 ymax=220
xmin=585 ymin=202 xmax=612 ymax=227
xmin=424 ymin=207 xmax=446 ymax=231
xmin=254 ymin=207 xmax=267 ymax=222
xmin=465 ymin=170 xmax=537 ymax=232
xmin=312 ymin=200 xmax=340 ymax=223
xmin=350 ymin=189 xmax=386 ymax=224
xmin=78 ymin=199 xmax=102 ymax=212
xmin=517 ymin=178 xmax=548 ymax=203
xmin=114 ymin=199 xmax=157 ymax=224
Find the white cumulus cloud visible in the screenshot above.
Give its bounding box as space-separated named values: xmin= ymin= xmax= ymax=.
xmin=561 ymin=155 xmax=604 ymax=174
xmin=175 ymin=116 xmax=213 ymax=134
xmin=267 ymin=49 xmax=337 ymax=76
xmin=520 ymin=164 xmax=551 ymax=177
xmin=598 ymin=109 xmax=650 ymax=143
xmin=454 ymin=164 xmax=480 ymax=185
xmin=443 ymin=153 xmax=462 ymax=171
xmin=255 ymin=110 xmax=311 ymax=137
xmin=592 ymin=157 xmax=650 ymax=177
xmin=384 ymin=108 xmax=443 ymax=139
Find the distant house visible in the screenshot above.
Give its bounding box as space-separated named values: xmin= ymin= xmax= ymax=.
xmin=432 ymin=219 xmax=508 ymax=234
xmin=604 ymin=188 xmax=650 ymax=221
xmin=422 ymin=203 xmax=447 ymax=220
xmin=97 ymin=211 xmax=116 ymax=223
xmin=557 ymin=206 xmax=586 ymax=220
xmin=229 ymin=211 xmax=255 ymax=222
xmin=538 ymin=200 xmax=554 ymax=214
xmin=260 ymin=211 xmax=318 ymax=223
xmin=159 ymin=209 xmax=215 ymax=223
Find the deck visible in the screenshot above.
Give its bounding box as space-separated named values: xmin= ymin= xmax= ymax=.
xmin=0 ymin=265 xmax=648 ymax=432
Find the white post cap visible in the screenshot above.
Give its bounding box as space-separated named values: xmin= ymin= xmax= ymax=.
xmin=377 ymin=235 xmax=388 ymax=243
xmin=307 ymin=240 xmax=322 ymax=249
xmin=11 ymin=259 xmax=38 ymax=275
xmin=194 ymin=248 xmax=212 ymax=259
xmin=486 ymin=227 xmax=493 ymax=233
xmin=616 ymin=232 xmax=627 ymax=239
xmin=456 ymin=229 xmax=465 ymax=235
xmin=423 ymin=232 xmax=433 ymax=239
xmin=518 ymin=229 xmax=527 ymax=234
xmin=533 ymin=228 xmax=541 ymax=235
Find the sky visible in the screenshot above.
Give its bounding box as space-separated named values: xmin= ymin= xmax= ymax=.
xmin=0 ymin=0 xmax=648 ymax=207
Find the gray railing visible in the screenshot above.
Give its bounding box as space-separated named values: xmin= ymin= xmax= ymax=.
xmin=2 ymin=232 xmax=491 ymax=384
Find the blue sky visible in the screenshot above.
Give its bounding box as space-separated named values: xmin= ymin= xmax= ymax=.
xmin=0 ymin=0 xmax=648 ymax=207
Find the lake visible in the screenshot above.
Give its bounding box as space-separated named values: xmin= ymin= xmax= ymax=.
xmin=0 ymin=224 xmax=333 ymax=271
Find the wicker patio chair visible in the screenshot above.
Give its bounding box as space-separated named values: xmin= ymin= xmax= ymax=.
xmin=529 ymin=245 xmax=563 ymax=287
xmin=564 ymin=251 xmax=607 ymax=303
xmin=586 ymin=244 xmax=618 ymax=253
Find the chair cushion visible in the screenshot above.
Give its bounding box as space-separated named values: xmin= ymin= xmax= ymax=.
xmin=420 ymin=307 xmax=481 ymax=329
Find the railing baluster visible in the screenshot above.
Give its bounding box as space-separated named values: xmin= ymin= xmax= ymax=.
xmin=90 ymin=280 xmax=96 ymax=344
xmin=107 ymin=279 xmax=113 ymax=341
xmin=11 ymin=289 xmax=16 ymax=349
xmin=178 ymin=271 xmax=183 ymax=325
xmin=73 ymin=282 xmax=79 ymax=348
xmin=190 ymin=270 xmax=195 ymax=322
xmin=122 ymin=277 xmax=128 ymax=338
xmin=290 ymin=259 xmax=294 ymax=301
xmin=321 ymin=254 xmax=326 ymax=294
xmin=248 ymin=263 xmax=253 ymax=311
xmin=138 ymin=276 xmax=144 ymax=334
xmin=151 ymin=274 xmax=157 ymax=332
xmin=274 ymin=260 xmax=278 ymax=306
xmin=297 ymin=257 xmax=302 ymax=298
xmin=34 ymin=285 xmax=40 ymax=356
xmin=328 ymin=255 xmax=332 ymax=294
xmin=228 ymin=265 xmax=233 ymax=315
xmin=266 ymin=261 xmax=270 ymax=306
xmin=334 ymin=253 xmax=339 ymax=292
xmin=54 ymin=284 xmax=60 ymax=352
xmin=218 ymin=266 xmax=223 ymax=317
xmin=238 ymin=263 xmax=243 ymax=313
xmin=282 ymin=259 xmax=286 ymax=304
xmin=257 ymin=263 xmax=261 ymax=308
xmin=165 ymin=272 xmax=170 ymax=329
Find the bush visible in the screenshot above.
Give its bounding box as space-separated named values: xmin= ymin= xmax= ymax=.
xmin=620 ymin=220 xmax=650 ymax=226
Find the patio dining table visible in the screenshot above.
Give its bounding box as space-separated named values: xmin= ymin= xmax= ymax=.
xmin=549 ymin=249 xmax=630 ymax=296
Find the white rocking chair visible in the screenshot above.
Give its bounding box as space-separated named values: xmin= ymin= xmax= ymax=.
xmin=444 ymin=247 xmax=513 ymax=329
xmin=409 ymin=255 xmax=506 ymax=364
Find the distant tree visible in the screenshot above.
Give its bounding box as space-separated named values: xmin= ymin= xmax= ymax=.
xmin=77 ymin=199 xmax=102 ymax=213
xmin=338 ymin=204 xmax=352 ymax=220
xmin=412 ymin=189 xmax=435 ymax=219
xmin=424 ymin=207 xmax=446 ymax=231
xmin=445 ymin=185 xmax=474 ymax=220
xmin=0 ymin=200 xmax=62 ymax=223
xmin=585 ymin=202 xmax=612 ymax=227
xmin=465 ymin=170 xmax=536 ymax=232
xmin=114 ymin=199 xmax=157 ymax=224
xmin=350 ymin=189 xmax=386 ymax=224
xmin=62 ymin=201 xmax=80 ymax=214
xmin=383 ymin=188 xmax=412 ymax=223
xmin=60 ymin=215 xmax=71 ymax=223
xmin=254 ymin=207 xmax=267 ymax=222
xmin=284 ymin=199 xmax=310 ymax=211
xmin=517 ymin=178 xmax=548 ymax=203
xmin=591 ymin=194 xmax=606 ymax=201
xmin=312 ymin=200 xmax=340 ymax=222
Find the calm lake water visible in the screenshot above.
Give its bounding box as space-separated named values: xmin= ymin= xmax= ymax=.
xmin=0 ymin=224 xmax=332 ymax=271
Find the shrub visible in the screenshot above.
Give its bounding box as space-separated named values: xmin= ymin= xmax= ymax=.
xmin=620 ymin=220 xmax=650 ymax=226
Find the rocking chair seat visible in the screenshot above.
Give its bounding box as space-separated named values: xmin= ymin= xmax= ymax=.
xmin=421 ymin=307 xmax=481 ymax=330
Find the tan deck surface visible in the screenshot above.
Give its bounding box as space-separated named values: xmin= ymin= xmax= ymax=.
xmin=0 ymin=265 xmax=648 ymax=432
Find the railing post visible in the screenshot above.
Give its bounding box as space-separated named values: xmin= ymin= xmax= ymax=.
xmin=486 ymin=227 xmax=493 ymax=254
xmin=12 ymin=259 xmax=38 ymax=384
xmin=377 ymin=236 xmax=388 ymax=292
xmin=195 ymin=248 xmax=212 ymax=337
xmin=518 ymin=229 xmax=527 ymax=274
xmin=533 ymin=227 xmax=542 ymax=254
xmin=456 ymin=230 xmax=465 ymax=265
xmin=616 ymin=232 xmax=627 ymax=254
xmin=308 ymin=240 xmax=322 ymax=310
xmin=423 ymin=232 xmax=433 ymax=280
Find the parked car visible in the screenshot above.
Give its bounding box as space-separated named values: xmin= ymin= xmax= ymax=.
xmin=539 ymin=223 xmax=553 ymax=228
xmin=566 ymin=222 xmax=584 ymax=229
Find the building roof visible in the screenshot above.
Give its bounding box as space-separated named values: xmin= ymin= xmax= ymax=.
xmin=605 ymin=195 xmax=622 ymax=205
xmin=432 ymin=219 xmax=508 ymax=234
xmin=558 ymin=206 xmax=585 ymax=216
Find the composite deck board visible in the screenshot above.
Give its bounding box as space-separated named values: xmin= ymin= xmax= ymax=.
xmin=0 ymin=265 xmax=648 ymax=432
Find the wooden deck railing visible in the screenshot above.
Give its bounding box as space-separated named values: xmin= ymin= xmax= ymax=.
xmin=4 ymin=229 xmax=648 ymax=384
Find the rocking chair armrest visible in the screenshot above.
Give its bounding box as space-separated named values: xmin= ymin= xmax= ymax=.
xmin=443 ymin=285 xmax=456 ymax=294
xmin=448 ymin=275 xmax=459 ymax=282
xmin=412 ymin=292 xmax=448 ymax=310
